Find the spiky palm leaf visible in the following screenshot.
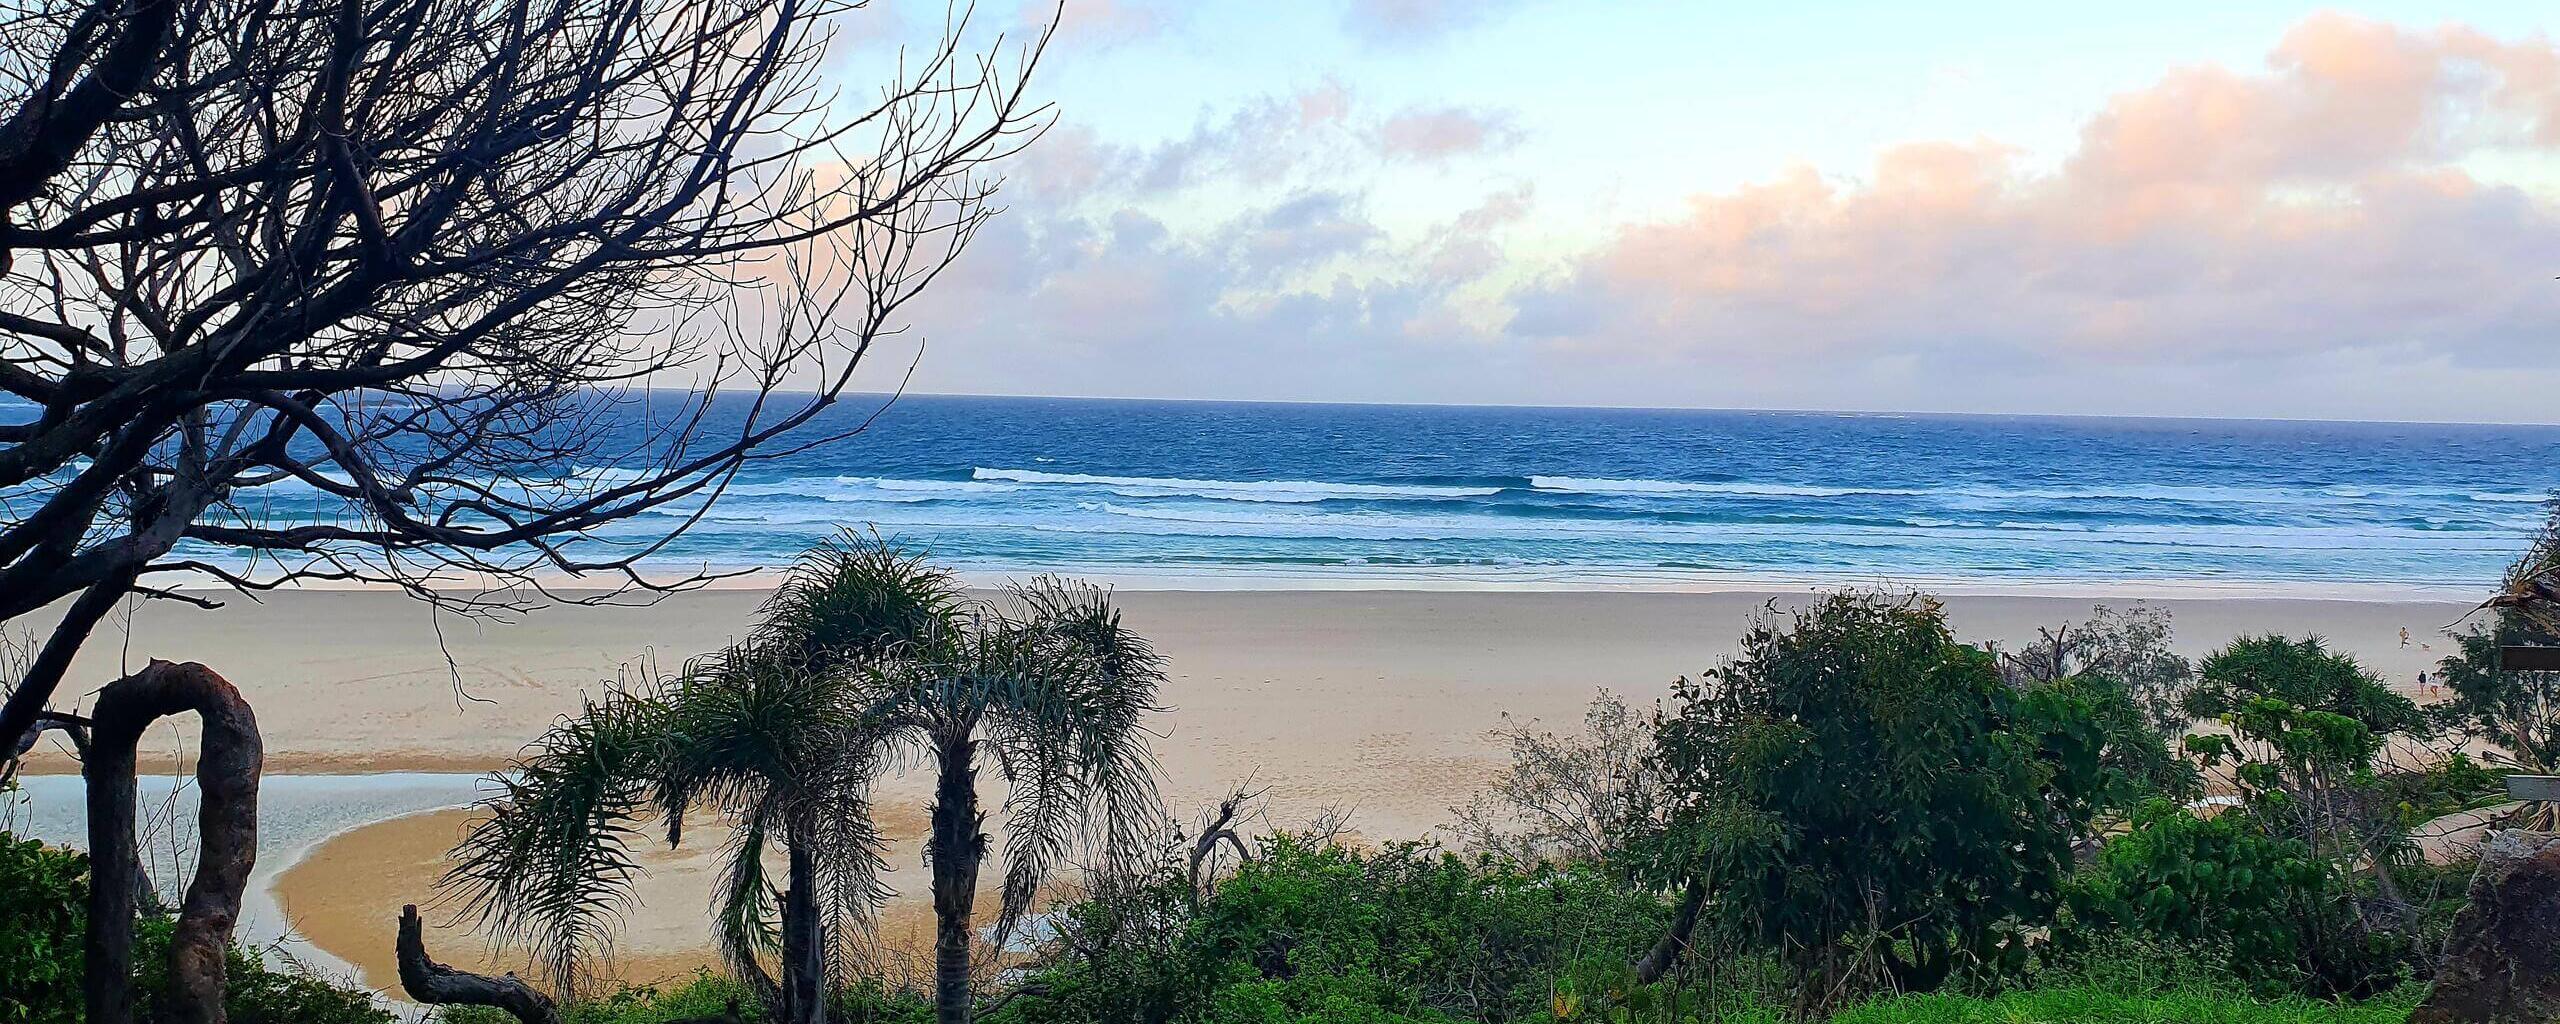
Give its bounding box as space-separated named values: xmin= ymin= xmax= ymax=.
xmin=770 ymin=540 xmax=1169 ymax=965
xmin=443 ymin=688 xmax=668 ymax=999
xmin=442 ymin=639 xmax=893 ymax=1005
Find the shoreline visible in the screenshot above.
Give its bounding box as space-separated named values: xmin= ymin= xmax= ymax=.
xmin=10 ymin=584 xmax=2487 ymax=996
xmin=130 ymin=566 xmax=2493 ymax=603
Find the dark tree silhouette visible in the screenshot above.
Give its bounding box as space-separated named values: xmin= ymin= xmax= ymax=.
xmin=0 ymin=0 xmax=1053 ymax=757
xmin=81 ymin=661 xmax=261 ymax=1024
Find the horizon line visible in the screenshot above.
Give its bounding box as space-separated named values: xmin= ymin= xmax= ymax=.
xmin=699 ymin=387 xmax=2560 ymax=431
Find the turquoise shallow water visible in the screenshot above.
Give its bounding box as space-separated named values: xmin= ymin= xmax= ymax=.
xmin=125 ymin=394 xmax=2560 ymax=591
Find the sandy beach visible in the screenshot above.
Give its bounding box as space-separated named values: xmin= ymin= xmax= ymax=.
xmin=14 ymin=585 xmax=2480 ymax=995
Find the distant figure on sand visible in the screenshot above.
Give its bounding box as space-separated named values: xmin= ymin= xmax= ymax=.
xmin=2401 ymin=627 xmax=2410 ymax=647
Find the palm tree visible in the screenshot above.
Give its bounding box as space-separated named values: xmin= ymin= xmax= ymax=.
xmin=441 ymin=640 xmax=886 ymax=1024
xmin=760 ymin=535 xmax=1166 ymax=1024
xmin=441 ymin=535 xmax=1164 ymax=1024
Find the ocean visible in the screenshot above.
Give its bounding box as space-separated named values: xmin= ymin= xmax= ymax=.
xmin=182 ymin=394 xmax=2560 ymax=595
xmin=415 ymin=394 xmax=2556 ymax=596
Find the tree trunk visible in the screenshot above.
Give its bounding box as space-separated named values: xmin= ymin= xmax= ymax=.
xmin=780 ymin=837 xmax=827 ymax=1024
xmin=396 ymin=904 xmax=560 ymax=1024
xmin=930 ymin=735 xmax=984 ymax=1024
xmin=83 ymin=661 xmax=261 ymax=1024
xmin=1634 ymin=878 xmax=1709 ymax=984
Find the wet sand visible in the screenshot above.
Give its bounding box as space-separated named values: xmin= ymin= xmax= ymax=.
xmin=13 ymin=585 xmax=2479 ymax=995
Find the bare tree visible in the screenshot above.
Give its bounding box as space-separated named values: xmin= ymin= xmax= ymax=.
xmin=1447 ymin=690 xmax=1662 ymax=865
xmin=0 ymin=0 xmax=1053 ymax=755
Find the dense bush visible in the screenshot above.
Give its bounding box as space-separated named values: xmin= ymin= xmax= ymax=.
xmin=2187 ymin=636 xmax=2424 ymax=739
xmin=1018 ymin=836 xmax=1669 ymax=1024
xmin=1828 ymin=987 xmax=2412 ymax=1024
xmin=0 ymin=830 xmax=390 ymax=1024
xmin=1641 ymin=592 xmax=2104 ymax=1001
xmin=0 ymin=832 xmax=86 ymax=1023
xmin=2061 ymin=802 xmax=2369 ymax=994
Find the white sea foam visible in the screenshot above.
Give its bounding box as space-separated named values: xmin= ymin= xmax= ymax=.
xmin=974 ymin=467 xmax=1501 ymax=501
xmin=1530 ymin=476 xmax=1923 ymax=497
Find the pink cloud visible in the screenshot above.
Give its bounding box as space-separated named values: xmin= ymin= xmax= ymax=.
xmin=1341 ymin=0 xmax=1524 ymax=46
xmin=1515 ymin=14 xmax=2560 ymax=374
xmin=1375 ymin=106 xmax=1520 ymax=161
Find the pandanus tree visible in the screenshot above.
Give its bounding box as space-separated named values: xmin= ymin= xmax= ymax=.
xmin=759 ymin=535 xmax=1167 ymax=1024
xmin=443 ymin=640 xmax=886 ymax=1024
xmin=442 ymin=536 xmax=1164 ymax=1024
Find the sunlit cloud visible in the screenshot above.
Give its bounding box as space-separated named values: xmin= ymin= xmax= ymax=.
xmin=886 ymin=11 xmax=2560 ymax=421
xmin=1513 ymin=13 xmax=2560 ymax=372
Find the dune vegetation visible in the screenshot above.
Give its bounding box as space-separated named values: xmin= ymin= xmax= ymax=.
xmin=10 ymin=515 xmax=2553 ymax=1023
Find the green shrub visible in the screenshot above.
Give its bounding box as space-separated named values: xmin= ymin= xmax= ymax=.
xmin=2061 ymin=804 xmax=2417 ymax=997
xmin=1829 ymin=987 xmax=2410 ymax=1024
xmin=0 ymin=830 xmax=390 ymax=1024
xmin=1642 ymin=592 xmax=2104 ymax=998
xmin=1018 ymin=836 xmax=1669 ymax=1024
xmin=0 ymin=832 xmax=86 ymax=1024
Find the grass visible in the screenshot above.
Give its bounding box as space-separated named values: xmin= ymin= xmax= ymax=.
xmin=1829 ymin=987 xmax=2416 ymax=1024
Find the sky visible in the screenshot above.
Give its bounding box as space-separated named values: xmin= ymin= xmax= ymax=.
xmin=830 ymin=2 xmax=2560 ymax=423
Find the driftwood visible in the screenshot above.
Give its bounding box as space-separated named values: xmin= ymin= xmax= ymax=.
xmin=1187 ymin=785 xmax=1259 ymax=906
xmin=397 ymin=904 xmax=561 ymax=1024
xmin=84 ymin=661 xmax=261 ymax=1024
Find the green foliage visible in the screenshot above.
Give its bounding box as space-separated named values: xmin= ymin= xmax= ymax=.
xmin=2433 ymin=625 xmax=2560 ymax=775
xmin=0 ymin=831 xmax=389 ymax=1024
xmin=2184 ymin=636 xmax=2418 ymax=897
xmin=2188 ymin=636 xmax=2423 ymax=740
xmin=1827 ymin=987 xmax=2410 ymax=1024
xmin=437 ymin=972 xmax=937 ymax=1024
xmin=2061 ymin=799 xmax=2433 ymax=998
xmin=2019 ymin=673 xmax=2201 ymax=816
xmin=1643 ymin=592 xmax=2103 ymax=996
xmin=2062 ymin=803 xmax=2340 ymax=992
xmin=0 ymin=833 xmax=86 ymax=1024
xmin=2431 ymin=497 xmax=2560 ymax=824
xmin=1018 ymin=836 xmax=1668 ymax=1024
xmin=2001 ymin=604 xmax=2199 ymax=738
xmin=2374 ymin=752 xmax=2506 ymax=826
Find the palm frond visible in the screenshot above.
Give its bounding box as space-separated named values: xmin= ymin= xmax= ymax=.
xmin=440 ymin=688 xmax=670 ymax=997
xmin=714 ymin=801 xmax=784 ymax=1006
xmin=758 ymin=530 xmax=966 ymax=672
xmin=972 ymin=582 xmax=1170 ymax=945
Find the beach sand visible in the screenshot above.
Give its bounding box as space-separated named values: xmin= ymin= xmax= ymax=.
xmin=15 ymin=585 xmax=2479 ymax=994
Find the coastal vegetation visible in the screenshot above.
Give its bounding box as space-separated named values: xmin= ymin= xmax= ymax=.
xmin=10 ymin=522 xmax=2545 ymax=1021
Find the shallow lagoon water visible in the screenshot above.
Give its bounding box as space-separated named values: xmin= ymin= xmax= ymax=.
xmin=6 ymin=772 xmax=488 ymax=994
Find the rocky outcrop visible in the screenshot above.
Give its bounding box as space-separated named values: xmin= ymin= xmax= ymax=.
xmin=2414 ymin=829 xmax=2560 ymax=1024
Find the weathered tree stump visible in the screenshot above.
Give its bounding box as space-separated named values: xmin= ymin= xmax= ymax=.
xmin=2413 ymin=830 xmax=2560 ymax=1024
xmin=83 ymin=660 xmax=261 ymax=1024
xmin=396 ymin=904 xmax=562 ymax=1024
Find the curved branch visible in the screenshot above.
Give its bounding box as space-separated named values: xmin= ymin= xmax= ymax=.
xmin=396 ymin=904 xmax=561 ymax=1024
xmin=82 ymin=661 xmax=262 ymax=1024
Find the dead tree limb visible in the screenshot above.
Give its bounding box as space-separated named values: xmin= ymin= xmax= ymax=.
xmin=1188 ymin=786 xmax=1258 ymax=906
xmin=83 ymin=661 xmax=261 ymax=1024
xmin=1633 ymin=878 xmax=1709 ymax=984
xmin=397 ymin=904 xmax=561 ymax=1024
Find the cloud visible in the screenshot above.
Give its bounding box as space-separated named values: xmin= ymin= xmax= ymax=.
xmin=883 ymin=14 xmax=2560 ymax=420
xmin=1013 ymin=0 xmax=1177 ymax=50
xmin=1018 ymin=82 xmax=1358 ymax=201
xmin=1374 ymin=105 xmax=1520 ymax=160
xmin=1512 ymin=13 xmax=2560 ymax=383
xmin=1339 ymin=0 xmax=1524 ymax=46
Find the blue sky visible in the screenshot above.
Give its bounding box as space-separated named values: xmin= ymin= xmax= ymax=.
xmin=834 ymin=2 xmax=2560 ymax=422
